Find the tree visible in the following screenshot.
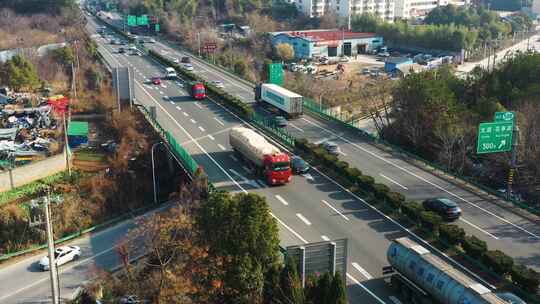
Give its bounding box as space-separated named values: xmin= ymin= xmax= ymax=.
xmin=234 ymin=59 xmax=248 ymax=77
xmin=278 ymin=256 xmax=304 ymax=304
xmin=328 ymin=272 xmax=347 ymax=304
xmin=0 ymin=55 xmax=40 ymax=91
xmin=275 ymin=43 xmax=295 ymax=62
xmin=197 ymin=192 xmax=281 ymax=301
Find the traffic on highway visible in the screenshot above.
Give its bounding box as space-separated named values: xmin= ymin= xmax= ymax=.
xmin=0 ymin=5 xmax=538 ymax=304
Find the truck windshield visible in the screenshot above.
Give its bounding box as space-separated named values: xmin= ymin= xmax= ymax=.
xmin=272 ymin=162 xmax=290 ymax=171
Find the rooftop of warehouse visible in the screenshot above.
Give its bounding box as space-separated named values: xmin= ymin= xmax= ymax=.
xmin=271 ymin=29 xmax=379 ymax=42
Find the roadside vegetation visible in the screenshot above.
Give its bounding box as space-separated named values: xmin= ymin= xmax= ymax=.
xmin=381 ymin=54 xmax=540 ymax=207
xmin=352 ymin=5 xmax=532 ymax=53
xmin=0 ymin=4 xmax=180 ymax=257
xmin=76 ymin=186 xmax=347 ymax=304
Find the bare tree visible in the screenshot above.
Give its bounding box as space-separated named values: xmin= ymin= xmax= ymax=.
xmin=359 ymin=80 xmax=394 ymax=135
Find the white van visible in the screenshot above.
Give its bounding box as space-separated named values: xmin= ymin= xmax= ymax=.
xmin=165 ymin=67 xmax=177 ymax=79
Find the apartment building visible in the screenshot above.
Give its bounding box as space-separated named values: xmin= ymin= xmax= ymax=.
xmin=333 ymin=0 xmax=395 ymax=22
xmin=394 ymin=0 xmax=470 ymax=19
xmin=293 ymin=0 xmax=395 ymax=21
xmin=294 ymin=0 xmax=332 ymax=17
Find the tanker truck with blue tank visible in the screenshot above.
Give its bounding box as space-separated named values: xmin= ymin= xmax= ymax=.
xmin=383 ymin=237 xmax=525 ymax=304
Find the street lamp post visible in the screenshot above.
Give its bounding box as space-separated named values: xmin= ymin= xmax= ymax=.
xmin=151 ymin=142 xmax=164 ymax=204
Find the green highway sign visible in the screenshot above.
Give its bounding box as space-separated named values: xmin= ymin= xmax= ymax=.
xmin=127 ymin=15 xmax=137 ymax=26
xmin=477 ymin=121 xmax=514 ymax=154
xmin=494 ymin=111 xmax=514 ymax=122
xmin=268 ymin=63 xmax=283 ymax=86
xmin=137 ymin=15 xmax=148 ymax=26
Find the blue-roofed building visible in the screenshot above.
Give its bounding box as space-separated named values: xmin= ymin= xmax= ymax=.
xmin=270 ymin=29 xmax=384 ymax=60
xmin=384 ymin=57 xmax=413 ymax=73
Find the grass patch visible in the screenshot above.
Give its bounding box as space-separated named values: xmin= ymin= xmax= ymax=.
xmin=0 ymin=171 xmax=83 ymax=205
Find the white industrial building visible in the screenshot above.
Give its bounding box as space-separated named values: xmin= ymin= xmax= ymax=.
xmin=394 ymin=0 xmax=470 ymax=19
xmin=294 ymin=0 xmax=395 ymax=21
xmin=292 ymin=0 xmax=469 ymax=21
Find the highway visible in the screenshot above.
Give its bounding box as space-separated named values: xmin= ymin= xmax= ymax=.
xmin=0 ymin=14 xmax=536 ymax=303
xmin=140 ymin=33 xmax=540 ymax=271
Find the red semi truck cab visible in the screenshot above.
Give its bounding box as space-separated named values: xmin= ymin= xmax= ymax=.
xmin=263 ymin=153 xmax=292 ymax=185
xmin=191 ymin=82 xmax=206 ymax=100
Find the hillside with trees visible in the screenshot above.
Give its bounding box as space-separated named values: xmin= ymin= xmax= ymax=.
xmin=382 ymin=53 xmax=540 ymax=206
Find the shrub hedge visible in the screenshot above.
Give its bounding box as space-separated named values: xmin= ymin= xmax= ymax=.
xmin=439 ymin=224 xmax=466 ymax=246
xmin=482 ymin=250 xmax=514 ymax=276
xmin=462 ymin=235 xmax=488 ymax=260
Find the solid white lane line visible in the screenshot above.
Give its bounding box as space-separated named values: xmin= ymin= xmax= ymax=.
xmin=321 ymin=235 xmax=330 ymax=241
xmin=229 ymin=168 xmax=249 ymax=182
xmin=321 ymin=200 xmax=349 ymax=221
xmin=132 ymin=79 xmax=248 ymax=194
xmin=346 ymin=273 xmax=386 ymax=303
xmin=301 ymin=117 xmax=540 ymax=240
xmin=195 ymin=102 xmax=203 ymax=109
xmin=270 ymin=213 xmax=308 ymax=244
xmin=208 ymin=135 xmax=215 ymax=140
xmin=380 ymin=173 xmax=409 ymax=190
xmin=176 ymin=106 xmax=181 ymax=111
xmin=352 ymin=262 xmax=373 ymax=280
xmin=389 ymin=296 xmax=403 ymax=304
xmin=289 ymin=123 xmax=304 ymax=132
xmin=230 ymin=155 xmax=239 ymax=162
xmin=296 ymin=213 xmax=312 ymax=226
xmin=183 ymin=112 xmax=189 ymax=117
xmin=218 ymin=144 xmax=226 ymax=151
xmin=275 ymin=195 xmax=289 ymax=206
xmin=338 ymin=150 xmax=347 ymax=156
xmin=199 ymin=126 xmax=205 ymax=132
xmin=241 ymin=166 xmax=250 ymax=173
xmin=214 ymin=117 xmax=225 ymax=126
xmin=460 ymin=218 xmax=499 ymax=240
xmin=190 ymin=119 xmax=197 ymax=124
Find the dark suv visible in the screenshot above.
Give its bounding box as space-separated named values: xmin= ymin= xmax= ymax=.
xmin=422 ymin=198 xmax=462 ymax=221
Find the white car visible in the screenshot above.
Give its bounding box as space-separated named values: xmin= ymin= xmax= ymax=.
xmin=172 ymin=58 xmax=180 ymax=64
xmin=39 ymin=245 xmax=81 ymax=271
xmin=183 ymin=63 xmax=194 ymax=71
xmin=211 ymin=80 xmax=224 ymax=88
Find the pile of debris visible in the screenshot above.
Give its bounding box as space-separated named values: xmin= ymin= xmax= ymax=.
xmin=0 ymin=87 xmax=59 ymax=168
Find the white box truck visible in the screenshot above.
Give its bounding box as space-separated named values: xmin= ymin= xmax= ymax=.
xmin=254 ymin=83 xmax=303 ymax=118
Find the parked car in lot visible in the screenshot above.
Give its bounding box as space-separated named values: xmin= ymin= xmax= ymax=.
xmin=361 ymin=68 xmax=370 ymax=75
xmin=39 ymin=245 xmax=81 ymax=271
xmin=291 ymin=156 xmax=309 ymax=174
xmin=321 ymin=141 xmax=340 ymax=156
xmin=151 ymin=77 xmax=161 ymax=85
xmin=339 ymin=56 xmax=350 ymax=63
xmin=274 ymin=116 xmax=288 ymax=128
xmin=377 ymin=51 xmax=390 ymax=58
xmin=422 ymin=198 xmax=462 ymax=220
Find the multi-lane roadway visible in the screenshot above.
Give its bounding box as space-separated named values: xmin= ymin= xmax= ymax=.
xmin=0 ymin=13 xmax=538 ymax=303
xmin=141 ymin=33 xmax=540 ymax=271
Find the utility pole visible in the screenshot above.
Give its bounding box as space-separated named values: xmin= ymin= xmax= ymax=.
xmin=507 ymin=124 xmax=520 ymax=200
xmin=197 ymin=32 xmax=201 ymax=57
xmin=44 ymin=191 xmax=60 ymax=304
